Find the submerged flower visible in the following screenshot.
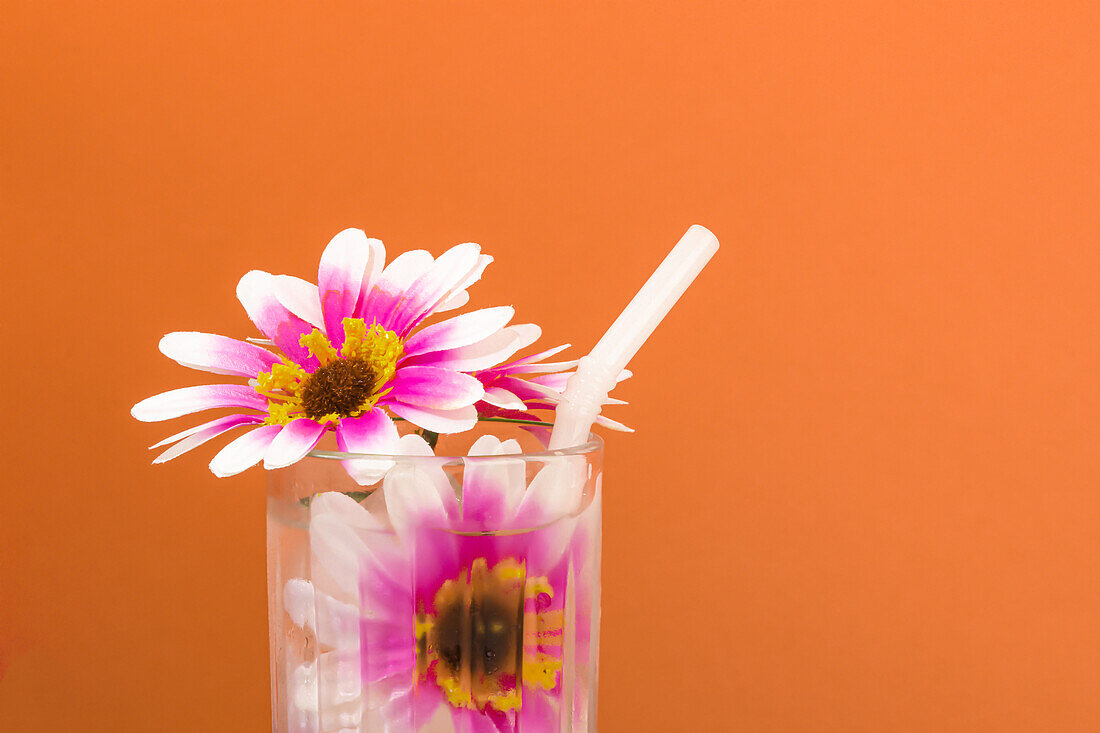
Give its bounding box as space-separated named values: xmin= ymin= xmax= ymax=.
xmin=133 ymin=229 xmax=534 ymax=482
xmin=292 ymin=435 xmax=599 ymax=732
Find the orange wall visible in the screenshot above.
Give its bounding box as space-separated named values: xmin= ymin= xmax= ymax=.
xmin=1 ymin=2 xmax=1097 ymax=731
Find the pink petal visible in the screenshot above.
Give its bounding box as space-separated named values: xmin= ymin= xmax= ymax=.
xmin=494 ymin=376 xmax=562 ymax=403
xmin=131 ymin=384 xmax=267 ymax=422
xmin=461 ymin=436 xmax=524 ymax=525
xmin=530 ymin=372 xmax=571 ymax=392
xmin=452 ymin=708 xmax=502 ymax=733
xmin=515 ymin=689 xmax=559 ymax=733
xmin=151 ymin=414 xmax=264 ymax=463
xmin=208 ymin=424 xmax=282 ymax=477
xmin=318 ymin=228 xmax=380 ymax=346
xmin=236 ymin=270 xmax=317 ymax=368
xmin=272 ymin=275 xmax=324 ymax=329
xmin=158 ymin=331 xmax=279 ymax=378
xmin=403 ymin=327 xmax=527 ymax=372
xmin=387 ymin=403 xmax=477 ymax=434
xmin=381 ymin=684 xmax=443 ymax=730
xmin=389 ymin=243 xmax=483 ymax=336
xmin=359 ymin=249 xmax=434 ymax=329
xmin=336 ymin=409 xmax=400 ymax=455
xmin=359 ymin=619 xmax=417 ymax=682
xmin=336 ymin=409 xmax=400 ymax=485
xmin=388 ymin=366 xmax=484 ymax=410
xmin=263 ymin=418 xmax=328 ymax=469
xmin=402 ymin=306 xmax=515 ymax=358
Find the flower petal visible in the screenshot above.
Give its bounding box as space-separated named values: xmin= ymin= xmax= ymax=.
xmin=386 ymin=403 xmax=477 ymax=434
xmin=152 ymin=414 xmax=264 ymax=463
xmin=318 ymin=228 xmax=380 ymax=347
xmin=389 ymin=243 xmax=483 ymax=336
xmin=359 ymin=249 xmax=434 ymax=329
xmin=514 ymin=458 xmax=586 ymax=525
xmin=380 ymin=681 xmax=443 ymax=730
xmin=507 ymin=342 xmax=570 ymax=367
xmin=501 ymin=357 xmax=579 ymax=375
xmin=515 ymin=687 xmax=559 ymax=733
xmin=481 ymin=386 xmax=526 ymax=411
xmin=432 ymin=288 xmax=469 ymax=313
xmin=401 ymin=306 xmax=515 ymax=359
xmin=387 ymin=366 xmax=484 ymax=410
xmin=383 ymin=460 xmax=451 ymax=543
xmin=272 ymin=275 xmax=324 ymax=329
xmin=461 ymin=435 xmax=525 ymax=526
xmin=131 ymin=384 xmax=267 ymax=422
xmin=529 ymin=372 xmax=571 ymax=392
xmin=264 ymin=418 xmax=328 ymax=469
xmin=396 ymin=433 xmax=459 ymax=519
xmin=494 ymin=376 xmax=562 ymax=404
xmin=335 ymin=409 xmax=400 ymax=485
xmin=310 ymin=490 xmax=387 ymax=532
xmin=403 ymin=326 xmax=529 ymax=372
xmin=209 ymin=424 xmax=282 ymax=477
xmin=596 ymin=414 xmax=633 ymax=432
xmin=148 ymin=413 xmax=255 ymax=448
xmin=237 ymin=270 xmax=317 ymax=368
xmin=158 ymin=331 xmax=280 ymax=378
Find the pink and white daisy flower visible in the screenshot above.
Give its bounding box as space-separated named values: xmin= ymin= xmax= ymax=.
xmin=292 ymin=434 xmax=600 ymax=732
xmin=133 ymin=229 xmax=530 ymax=483
xmin=473 ymin=325 xmax=633 ymax=442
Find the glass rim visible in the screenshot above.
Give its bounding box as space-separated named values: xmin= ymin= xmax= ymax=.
xmin=304 ymin=432 xmax=603 ymax=465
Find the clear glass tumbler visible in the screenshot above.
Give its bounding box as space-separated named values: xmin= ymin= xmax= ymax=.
xmin=267 ymin=435 xmax=603 ymax=733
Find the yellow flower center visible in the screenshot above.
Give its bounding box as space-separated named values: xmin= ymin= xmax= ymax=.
xmin=255 ymin=318 xmax=403 ymax=425
xmin=415 ymin=558 xmax=563 ymax=713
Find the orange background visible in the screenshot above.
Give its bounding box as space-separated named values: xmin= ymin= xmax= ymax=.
xmin=1 ymin=2 xmax=1097 ymax=731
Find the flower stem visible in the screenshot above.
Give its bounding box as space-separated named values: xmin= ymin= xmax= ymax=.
xmin=420 ymin=429 xmax=440 ymax=449
xmin=391 ymin=416 xmax=554 ymax=428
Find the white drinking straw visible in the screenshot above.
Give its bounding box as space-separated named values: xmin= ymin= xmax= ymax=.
xmin=548 ymin=225 xmax=720 ymax=449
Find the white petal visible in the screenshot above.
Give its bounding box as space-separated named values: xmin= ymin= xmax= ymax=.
xmin=384 ymin=461 xmax=450 ymax=547
xmin=209 ymin=425 xmax=282 ymax=477
xmin=514 ymin=458 xmax=586 ymax=524
xmin=481 ymin=387 xmax=526 ymax=411
xmin=432 ymin=288 xmax=469 ymax=313
xmin=273 ymin=275 xmax=324 ymax=329
xmin=152 ymin=415 xmax=262 ymax=463
xmin=596 ymin=414 xmax=634 ymax=432
xmin=311 ymin=491 xmax=386 ymax=532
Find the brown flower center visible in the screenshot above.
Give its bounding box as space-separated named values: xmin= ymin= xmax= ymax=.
xmin=299 ymin=357 xmax=380 ymax=420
